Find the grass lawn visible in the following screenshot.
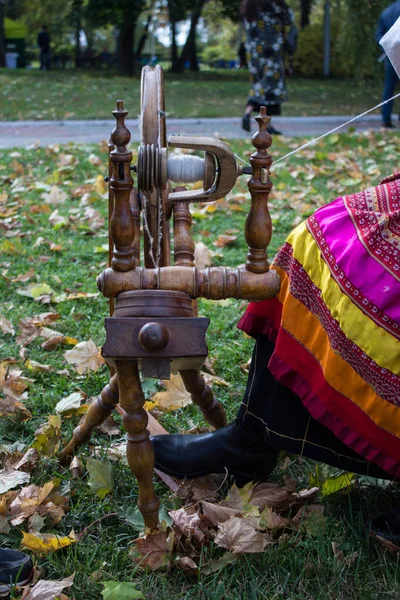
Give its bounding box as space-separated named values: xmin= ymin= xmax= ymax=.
xmin=0 ymin=68 xmax=397 ymax=121
xmin=1 ymin=131 xmax=400 ymax=599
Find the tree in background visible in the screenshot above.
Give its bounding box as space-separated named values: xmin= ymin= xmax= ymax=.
xmin=85 ymin=0 xmax=148 ymax=74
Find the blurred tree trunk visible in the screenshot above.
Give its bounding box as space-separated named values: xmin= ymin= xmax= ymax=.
xmin=176 ymin=0 xmax=206 ymax=72
xmin=136 ymin=13 xmax=151 ymax=63
xmin=73 ymin=0 xmax=83 ymax=67
xmin=118 ymin=21 xmax=135 ymax=74
xmin=170 ymin=17 xmax=179 ymax=71
xmin=0 ymin=0 xmax=5 ymax=68
xmin=300 ymin=0 xmax=313 ymax=29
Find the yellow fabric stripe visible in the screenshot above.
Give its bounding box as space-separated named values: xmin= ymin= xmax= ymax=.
xmin=274 ymin=282 xmax=400 ymax=438
xmin=282 ymin=222 xmax=400 ymax=375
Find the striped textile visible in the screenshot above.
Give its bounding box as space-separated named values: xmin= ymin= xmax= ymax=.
xmin=238 ymin=173 xmax=400 ymax=477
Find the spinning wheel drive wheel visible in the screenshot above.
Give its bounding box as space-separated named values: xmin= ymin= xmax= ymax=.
xmin=139 ymin=65 xmax=171 ymax=268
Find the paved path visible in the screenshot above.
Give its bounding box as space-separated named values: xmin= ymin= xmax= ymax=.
xmin=0 ymin=115 xmax=387 ymax=148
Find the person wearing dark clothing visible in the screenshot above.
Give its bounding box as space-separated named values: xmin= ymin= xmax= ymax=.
xmin=376 ymin=1 xmax=400 ymax=127
xmin=241 ymin=0 xmax=293 ymax=135
xmin=37 ymin=25 xmax=51 ymax=70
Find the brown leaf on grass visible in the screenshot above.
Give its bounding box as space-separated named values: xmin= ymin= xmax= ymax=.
xmin=213 ymin=234 xmax=237 ymax=248
xmin=20 ymin=574 xmax=75 ymax=600
xmin=9 ymin=481 xmax=55 ymax=525
xmin=259 ymin=506 xmax=290 ymax=532
xmin=176 ymin=556 xmax=198 ymax=576
xmin=11 ymin=267 xmax=35 ymax=283
xmin=0 ymin=316 xmax=15 ymax=335
xmin=169 ymin=508 xmax=205 ymax=546
xmin=0 ymin=469 xmax=31 ymax=494
xmin=176 ymin=475 xmax=224 ymax=505
xmin=131 ymin=530 xmax=174 ymax=570
xmin=96 ymin=414 xmax=121 ymax=436
xmin=25 ymin=360 xmax=53 ymax=373
xmin=32 ymin=416 xmax=61 ymax=456
xmin=202 ymin=501 xmax=240 ymax=526
xmin=0 ymin=395 xmax=32 ymax=421
xmin=0 ymin=365 xmax=33 ymax=401
xmin=149 ymin=373 xmax=192 ymax=412
xmin=70 ymin=457 xmax=84 ymax=479
xmin=221 ymin=482 xmax=254 ymax=511
xmin=4 ymin=448 xmax=38 ymax=473
xmin=21 ymin=531 xmax=76 ymax=556
xmin=41 ymin=335 xmax=65 ymax=351
xmin=41 ymin=186 xmax=68 ymax=205
xmin=249 ymin=482 xmax=293 ymax=511
xmin=214 ymin=516 xmax=268 ymax=554
xmin=64 ymin=340 xmax=105 ymax=374
xmin=250 ymin=482 xmax=319 ymax=512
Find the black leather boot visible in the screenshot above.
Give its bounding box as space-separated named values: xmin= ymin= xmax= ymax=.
xmin=151 ymin=422 xmax=279 ymax=486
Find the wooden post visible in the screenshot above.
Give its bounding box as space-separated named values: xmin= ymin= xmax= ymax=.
xmin=110 ymin=101 xmax=136 ymax=272
xmin=173 ymin=187 xmax=195 ymax=267
xmin=245 ymin=107 xmax=273 ymax=274
xmin=115 ymin=360 xmax=160 ymax=529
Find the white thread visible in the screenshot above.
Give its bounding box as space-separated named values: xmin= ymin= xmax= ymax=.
xmin=167 ymin=155 xmax=205 ymax=183
xmin=274 ymin=92 xmax=400 ymax=164
xmin=234 ymin=152 xmax=251 ymax=167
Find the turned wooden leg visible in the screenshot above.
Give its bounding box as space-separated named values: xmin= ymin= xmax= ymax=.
xmin=179 ymin=370 xmax=227 ymax=429
xmin=59 ymin=374 xmax=119 ymax=466
xmin=115 ymin=360 xmax=159 ymax=530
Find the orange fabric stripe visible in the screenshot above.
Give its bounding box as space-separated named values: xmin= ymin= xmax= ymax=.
xmin=278 ymin=287 xmax=400 ymax=439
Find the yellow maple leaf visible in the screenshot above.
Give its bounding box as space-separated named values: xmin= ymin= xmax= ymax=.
xmin=150 ymin=373 xmax=192 ymax=412
xmin=21 ymin=531 xmax=76 ymax=555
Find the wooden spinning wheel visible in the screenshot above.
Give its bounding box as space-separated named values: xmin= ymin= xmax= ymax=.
xmin=59 ymin=65 xmax=280 ymax=530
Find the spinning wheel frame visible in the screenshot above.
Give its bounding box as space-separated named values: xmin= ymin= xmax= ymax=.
xmin=139 ymin=65 xmax=170 ymax=269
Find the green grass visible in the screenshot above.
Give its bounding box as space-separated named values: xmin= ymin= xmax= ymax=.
xmin=0 ymin=68 xmax=397 ymax=120
xmin=1 ymin=132 xmax=400 ymax=599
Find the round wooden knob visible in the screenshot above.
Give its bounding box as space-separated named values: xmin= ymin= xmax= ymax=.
xmin=138 ymin=322 xmax=169 ymax=351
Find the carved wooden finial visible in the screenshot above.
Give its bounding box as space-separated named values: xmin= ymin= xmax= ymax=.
xmin=111 ymin=100 xmax=131 ymax=151
xmin=109 ymin=101 xmax=135 ymax=272
xmin=244 ymin=107 xmax=273 ymax=274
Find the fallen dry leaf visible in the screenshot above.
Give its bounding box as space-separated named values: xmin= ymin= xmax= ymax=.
xmin=70 ymin=456 xmax=84 ymax=479
xmin=149 ymin=373 xmax=192 ymax=412
xmin=32 ymin=416 xmax=61 ymax=456
xmin=41 ymin=186 xmax=68 ymax=205
xmin=169 ymin=508 xmax=205 ymax=546
xmin=194 ymin=242 xmax=214 ymax=270
xmin=0 ymin=469 xmax=31 ymax=494
xmin=25 ymin=360 xmax=53 ymax=373
xmin=64 ymin=340 xmax=105 ymax=374
xmin=21 ymin=531 xmax=76 ymax=556
xmin=259 ymin=506 xmax=290 ymax=532
xmin=131 ymin=530 xmax=174 ymax=571
xmin=55 ymin=392 xmax=84 ymax=415
xmin=202 ymin=501 xmax=240 ymax=526
xmin=0 ymin=316 xmax=15 ymax=335
xmin=9 ymin=481 xmax=55 ymax=525
xmin=21 ymin=574 xmax=75 ymax=600
xmin=213 ymin=234 xmax=237 ymax=248
xmin=214 ymin=516 xmax=268 ymax=554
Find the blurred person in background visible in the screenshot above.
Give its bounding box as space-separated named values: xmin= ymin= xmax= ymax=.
xmin=241 ymin=0 xmax=294 ymax=135
xmin=376 ymin=1 xmax=400 ymax=127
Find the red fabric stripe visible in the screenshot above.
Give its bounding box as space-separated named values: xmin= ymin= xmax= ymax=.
xmin=270 ymin=328 xmax=400 ymax=476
